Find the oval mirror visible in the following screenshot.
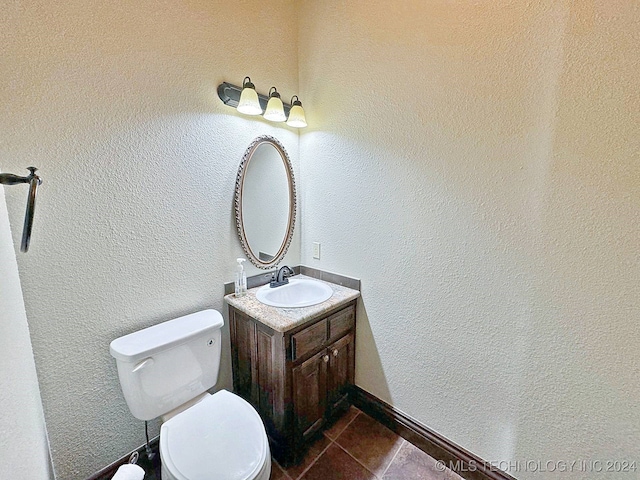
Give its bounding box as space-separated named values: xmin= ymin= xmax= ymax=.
xmin=235 ymin=135 xmax=296 ymax=269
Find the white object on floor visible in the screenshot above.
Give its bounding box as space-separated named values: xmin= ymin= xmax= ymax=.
xmin=111 ymin=463 xmax=144 ymax=480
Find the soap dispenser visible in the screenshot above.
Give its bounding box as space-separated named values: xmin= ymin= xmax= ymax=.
xmin=235 ymin=258 xmax=247 ymax=297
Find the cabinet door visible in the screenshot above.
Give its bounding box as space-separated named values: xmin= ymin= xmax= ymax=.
xmin=327 ymin=333 xmax=354 ymax=412
xmin=292 ymin=349 xmax=328 ymax=440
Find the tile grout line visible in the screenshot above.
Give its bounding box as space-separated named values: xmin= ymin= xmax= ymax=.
xmin=332 ymin=410 xmax=404 ymax=479
xmin=291 ymin=409 xmax=362 ymax=480
xmin=273 ymin=459 xmax=294 ymax=480
xmin=332 ymin=441 xmax=381 ymax=478
xmin=292 ymin=439 xmax=335 ymax=480
xmin=327 ymin=408 xmax=361 ymax=441
xmin=379 ymin=439 xmax=405 ymax=478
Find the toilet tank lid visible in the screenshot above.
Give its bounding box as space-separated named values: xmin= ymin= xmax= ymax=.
xmin=110 ymin=309 xmax=223 ymax=362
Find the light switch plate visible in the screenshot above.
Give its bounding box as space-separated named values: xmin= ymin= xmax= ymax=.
xmin=312 ymin=242 xmax=321 ymax=259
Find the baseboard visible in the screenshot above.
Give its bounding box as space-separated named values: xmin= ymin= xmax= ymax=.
xmin=351 ymin=386 xmax=516 ymax=480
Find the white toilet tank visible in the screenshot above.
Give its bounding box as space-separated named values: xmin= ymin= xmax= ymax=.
xmin=110 ymin=309 xmax=223 ymax=421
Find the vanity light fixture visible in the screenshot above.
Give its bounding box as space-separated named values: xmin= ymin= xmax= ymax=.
xmin=236 ymin=77 xmax=262 ymax=115
xmin=263 ymin=87 xmax=286 ymax=122
xmin=286 ymin=96 xmax=307 ymax=128
xmin=217 ymin=78 xmax=307 ymax=128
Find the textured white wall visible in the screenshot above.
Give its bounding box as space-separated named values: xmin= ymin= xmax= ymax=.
xmin=0 ymin=190 xmax=53 ymax=479
xmin=1 ymin=1 xmax=299 ymax=478
xmin=4 ymin=1 xmax=640 ymax=479
xmin=298 ymin=1 xmax=639 ymax=479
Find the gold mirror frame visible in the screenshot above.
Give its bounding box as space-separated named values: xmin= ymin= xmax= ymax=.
xmin=234 ymin=135 xmax=297 ymax=269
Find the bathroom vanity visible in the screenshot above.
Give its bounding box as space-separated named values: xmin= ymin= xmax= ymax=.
xmin=225 ymin=276 xmax=360 ymax=465
xmin=227 ymin=137 xmax=360 ymax=464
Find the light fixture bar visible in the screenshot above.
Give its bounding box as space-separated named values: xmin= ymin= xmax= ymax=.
xmin=217 ymin=82 xmax=292 ymax=116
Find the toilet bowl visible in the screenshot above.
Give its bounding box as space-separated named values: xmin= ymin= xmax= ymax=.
xmin=110 ymin=310 xmax=271 ymax=480
xmin=160 ymin=390 xmax=271 ymax=480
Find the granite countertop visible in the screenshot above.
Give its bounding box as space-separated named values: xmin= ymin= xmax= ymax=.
xmin=224 ymin=274 xmax=360 ymax=332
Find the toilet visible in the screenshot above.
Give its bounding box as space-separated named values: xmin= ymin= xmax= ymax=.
xmin=110 ymin=309 xmax=271 ymax=480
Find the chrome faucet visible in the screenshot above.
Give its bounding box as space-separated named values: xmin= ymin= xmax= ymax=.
xmin=270 ymin=265 xmax=294 ymax=288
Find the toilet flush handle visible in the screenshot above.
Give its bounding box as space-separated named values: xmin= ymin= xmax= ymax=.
xmin=132 ymin=357 xmax=154 ymax=373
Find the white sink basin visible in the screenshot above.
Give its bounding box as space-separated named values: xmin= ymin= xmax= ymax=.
xmin=256 ymin=278 xmax=333 ymax=308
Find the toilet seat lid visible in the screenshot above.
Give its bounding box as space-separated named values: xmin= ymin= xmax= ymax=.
xmin=160 ymin=390 xmax=268 ymax=480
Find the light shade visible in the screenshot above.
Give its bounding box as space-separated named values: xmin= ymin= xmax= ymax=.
xmin=286 ymin=96 xmax=307 ymax=128
xmin=237 ymin=77 xmax=262 ymax=115
xmin=263 ymin=87 xmax=286 ymax=122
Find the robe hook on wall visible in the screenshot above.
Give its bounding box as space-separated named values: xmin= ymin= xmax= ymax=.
xmin=0 ymin=167 xmax=42 ymax=253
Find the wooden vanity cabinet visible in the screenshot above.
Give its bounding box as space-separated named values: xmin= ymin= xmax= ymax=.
xmin=229 ymin=300 xmax=356 ymax=465
xmin=292 ymin=331 xmax=354 ymax=442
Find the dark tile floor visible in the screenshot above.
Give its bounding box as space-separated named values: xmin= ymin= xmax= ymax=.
xmin=270 ymin=406 xmax=463 ymax=480
xmin=102 ymin=406 xmax=462 ymax=479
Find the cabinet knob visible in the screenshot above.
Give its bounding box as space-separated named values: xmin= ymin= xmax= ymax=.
xmin=332 ymin=349 xmax=339 ymax=357
xmin=323 ymin=355 xmax=329 ymax=363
